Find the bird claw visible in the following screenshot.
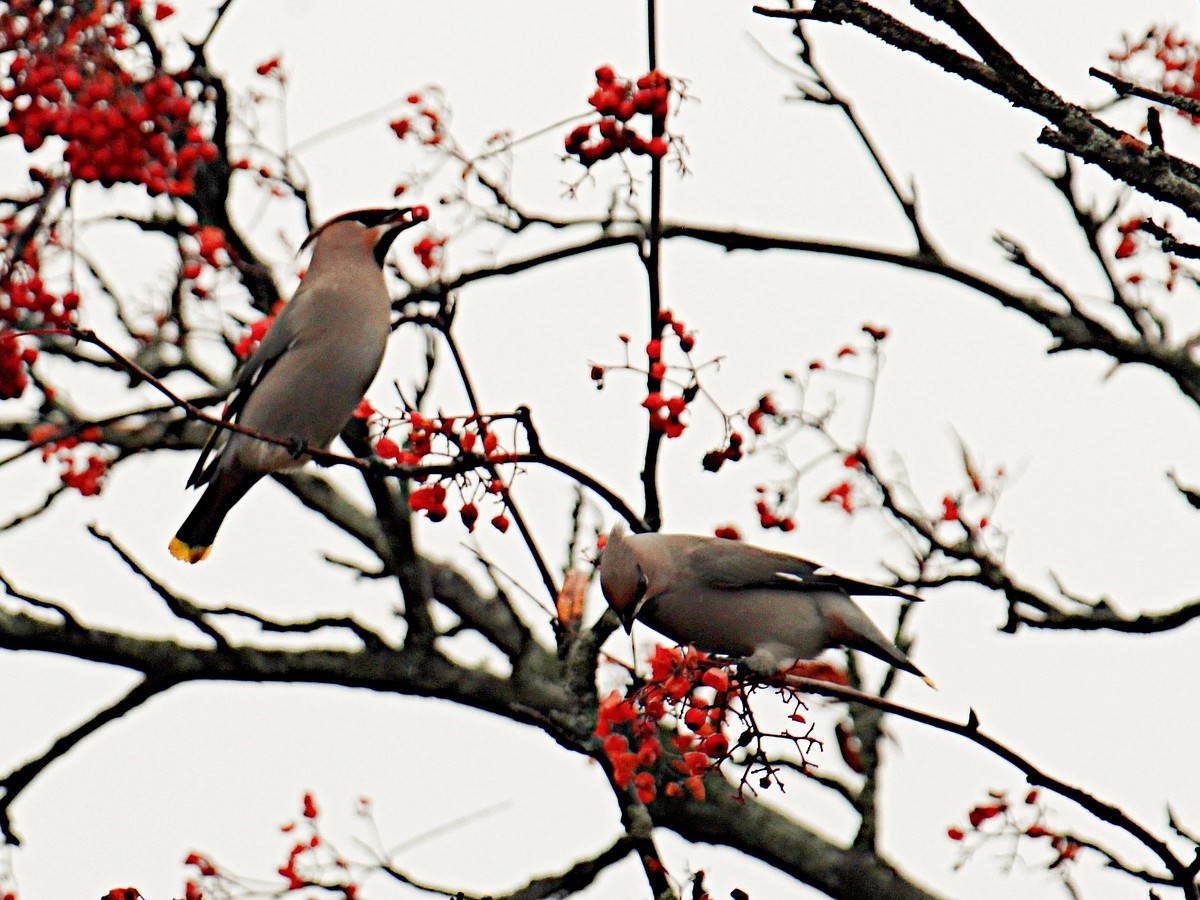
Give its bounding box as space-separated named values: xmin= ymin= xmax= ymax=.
xmin=743 ymin=649 xmax=783 ymax=679
xmin=286 ymin=435 xmax=308 ymax=460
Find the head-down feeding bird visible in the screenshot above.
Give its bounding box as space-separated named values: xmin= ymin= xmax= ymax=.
xmin=169 ymin=206 xmax=426 ymax=563
xmin=599 ymin=525 xmax=933 ymax=686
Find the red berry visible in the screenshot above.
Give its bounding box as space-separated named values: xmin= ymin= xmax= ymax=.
xmin=460 ymin=503 xmax=479 ymax=532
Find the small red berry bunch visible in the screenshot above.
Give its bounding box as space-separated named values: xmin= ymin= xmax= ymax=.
xmin=701 ymin=394 xmax=777 ymax=474
xmin=818 ymin=449 xmax=869 ymax=517
xmin=701 ymin=431 xmax=744 ymax=473
xmin=564 ymin=65 xmax=673 ymax=167
xmin=28 ymin=423 xmax=110 ymax=496
xmin=182 ymin=851 xmax=218 ymax=900
xmin=388 ymin=88 xmax=446 ymax=148
xmin=412 ymin=233 xmax=446 ymax=274
xmin=0 ymin=212 xmax=82 ymax=374
xmin=1109 ymin=216 xmax=1184 ymax=292
xmin=947 ymin=789 xmax=1082 ymax=872
xmin=591 ymin=308 xmax=701 ymax=440
xmin=180 ymin=224 xmax=238 ymax=301
xmin=363 ymin=408 xmax=515 ymax=534
xmin=0 ymin=329 xmax=39 ymax=400
xmin=1108 ymin=27 xmax=1200 ymax=124
xmin=932 ymin=440 xmax=1006 ymax=537
xmin=755 ymin=484 xmax=796 ymax=531
xmin=272 ymin=793 xmax=362 ymax=897
xmin=233 ymin=298 xmax=285 ymax=359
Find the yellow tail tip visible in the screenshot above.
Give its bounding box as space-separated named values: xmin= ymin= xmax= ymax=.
xmin=921 ymin=673 xmax=938 ymax=690
xmin=169 ymin=536 xmax=212 ymax=564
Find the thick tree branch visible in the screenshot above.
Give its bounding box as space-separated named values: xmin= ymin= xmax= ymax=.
xmin=654 ymin=779 xmax=941 ymax=900
xmin=756 ymin=2 xmax=1200 ymax=224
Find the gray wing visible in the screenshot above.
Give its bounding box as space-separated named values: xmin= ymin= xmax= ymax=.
xmin=677 ymin=535 xmax=920 ymax=601
xmin=186 ymin=300 xmax=302 ymax=488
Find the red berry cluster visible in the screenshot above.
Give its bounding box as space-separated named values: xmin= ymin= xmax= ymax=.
xmin=1109 ymin=27 xmax=1200 ymax=123
xmin=746 ymin=393 xmax=777 ymax=435
xmin=182 ymin=851 xmax=217 ymax=900
xmin=701 ymin=431 xmax=744 ymax=473
xmin=186 ymin=792 xmax=376 ymax=899
xmin=233 ymin=298 xmax=284 ymax=359
xmin=595 ymin=646 xmax=731 ymax=804
xmin=594 ymin=309 xmax=699 ymax=438
xmin=1 ymin=1 xmax=218 ymax=196
xmin=388 ymin=90 xmax=445 ymax=147
xmin=640 ymin=389 xmax=688 ymax=438
xmin=0 ymin=330 xmax=37 ymax=400
xmin=175 ymin=223 xmax=237 ymax=302
xmin=1 ymin=218 xmax=80 ymax=378
xmin=0 ymin=250 xmax=78 ymax=320
xmin=701 ymin=394 xmax=781 ymax=477
xmin=367 ymin=410 xmax=513 ymax=533
xmin=407 ymin=481 xmax=449 ymax=521
xmin=407 ymin=479 xmax=510 ymax=534
xmin=28 ymin=424 xmax=110 ymax=496
xmin=819 ymin=480 xmax=853 ymax=514
xmin=701 ymin=394 xmax=779 ymax=476
xmin=755 ymin=484 xmax=796 ymax=531
xmin=595 ymin=645 xmax=838 ymax=801
xmin=412 ymin=234 xmax=445 ymax=273
xmin=1115 ymin=216 xmax=1142 ymax=260
xmin=1108 ymin=217 xmax=1182 ymax=291
xmin=947 ymin=789 xmax=1081 ymax=871
xmin=269 ymin=794 xmax=360 ymax=897
xmin=933 ymin=443 xmax=1007 ymax=536
xmin=565 ymin=66 xmax=671 ymax=166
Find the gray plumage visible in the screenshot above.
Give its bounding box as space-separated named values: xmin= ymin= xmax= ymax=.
xmin=170 ymin=207 xmax=422 ymax=563
xmin=599 ymin=525 xmax=933 ymax=686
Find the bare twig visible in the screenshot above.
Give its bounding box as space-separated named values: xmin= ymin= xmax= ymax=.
xmin=781 ymin=675 xmax=1198 ymax=897
xmin=0 ymin=677 xmax=170 ymax=845
xmin=87 ymin=525 xmax=230 ymax=648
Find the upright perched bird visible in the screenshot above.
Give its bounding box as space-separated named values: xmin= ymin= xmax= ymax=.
xmin=169 ymin=207 xmax=425 ymax=563
xmin=599 ymin=525 xmax=933 ymax=686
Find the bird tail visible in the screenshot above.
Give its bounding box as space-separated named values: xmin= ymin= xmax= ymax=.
xmin=853 ymin=631 xmax=937 ymax=689
xmin=168 ymin=468 xmax=257 ymax=564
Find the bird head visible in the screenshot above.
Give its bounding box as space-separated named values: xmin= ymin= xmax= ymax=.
xmin=599 ymin=524 xmax=648 ymax=632
xmin=301 ymin=206 xmax=430 ymax=266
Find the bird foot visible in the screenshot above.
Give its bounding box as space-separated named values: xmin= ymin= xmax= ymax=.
xmin=285 ymin=435 xmax=309 ymax=460
xmin=739 ymin=650 xmax=782 ymax=681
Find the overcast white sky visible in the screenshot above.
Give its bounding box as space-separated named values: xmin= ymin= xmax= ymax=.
xmin=2 ymin=1 xmax=1200 ymax=898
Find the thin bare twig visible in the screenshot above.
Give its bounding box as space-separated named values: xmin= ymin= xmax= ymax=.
xmin=781 ymin=675 xmax=1198 ymax=896
xmin=87 ymin=525 xmax=230 ymax=648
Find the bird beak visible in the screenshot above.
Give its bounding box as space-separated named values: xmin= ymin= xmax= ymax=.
xmin=384 ymin=206 xmax=419 ymax=223
xmin=373 ymin=206 xmax=429 ymax=265
xmin=619 ymin=568 xmax=650 ymax=633
xmin=382 ymin=205 xmax=428 ymax=231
